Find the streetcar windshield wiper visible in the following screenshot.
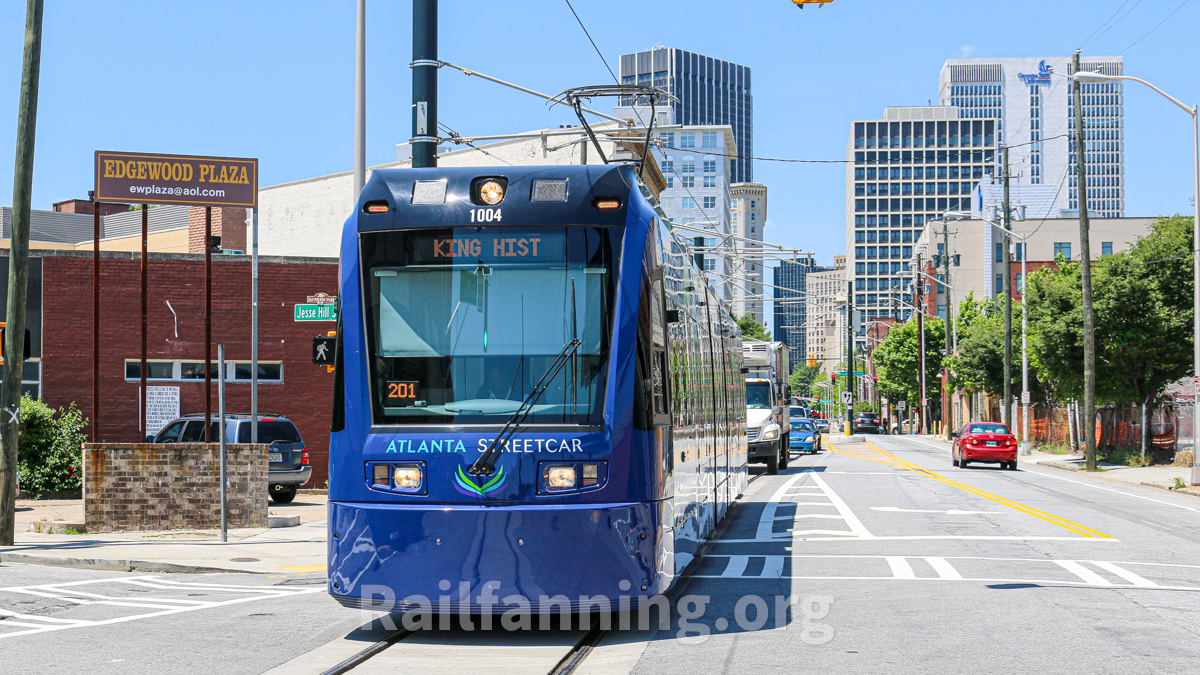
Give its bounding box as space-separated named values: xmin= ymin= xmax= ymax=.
xmin=469 ymin=279 xmax=580 ymax=477
xmin=468 ymin=336 xmax=581 ymax=476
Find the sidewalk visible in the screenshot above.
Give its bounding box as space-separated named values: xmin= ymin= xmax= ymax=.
xmin=910 ymin=434 xmax=1200 ymax=497
xmin=2 ymin=494 xmax=329 ymax=575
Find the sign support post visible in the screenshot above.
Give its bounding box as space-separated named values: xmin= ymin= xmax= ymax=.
xmin=140 ymin=204 xmax=148 ymax=441
xmin=251 ymin=208 xmax=258 ymax=444
xmin=218 ymin=344 xmax=227 ymax=543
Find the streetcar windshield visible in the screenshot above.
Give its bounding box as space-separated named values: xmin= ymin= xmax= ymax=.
xmin=746 ymin=382 xmax=772 ymax=409
xmin=361 ymin=226 xmax=620 ymax=425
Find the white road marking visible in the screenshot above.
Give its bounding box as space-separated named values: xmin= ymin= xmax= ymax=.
xmin=886 ymin=556 xmax=916 ymax=579
xmin=720 ymin=555 xmax=750 ymax=578
xmin=871 ymin=507 xmax=1000 ymax=515
xmin=926 ymin=557 xmax=964 ymax=580
xmin=756 ymin=474 xmax=808 ymax=540
xmin=1091 ymin=561 xmax=1159 ymax=587
xmin=1056 ymin=560 xmax=1111 ymax=586
xmin=715 ymin=534 xmax=1119 ymax=544
xmin=0 ymin=576 xmax=321 ymax=639
xmin=697 ymin=554 xmax=1199 ymax=589
xmin=889 ymin=436 xmax=1200 ymax=514
xmin=808 ymin=473 xmax=874 ymax=539
xmin=761 ymin=556 xmax=784 ymax=579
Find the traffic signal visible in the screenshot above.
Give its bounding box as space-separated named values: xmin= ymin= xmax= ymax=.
xmin=830 ymin=373 xmax=838 ymax=384
xmin=0 ymin=322 xmax=31 ymax=365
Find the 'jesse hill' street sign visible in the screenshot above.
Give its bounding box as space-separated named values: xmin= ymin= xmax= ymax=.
xmin=295 ymin=304 xmax=337 ymax=322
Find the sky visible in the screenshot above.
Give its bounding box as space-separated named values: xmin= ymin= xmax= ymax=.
xmin=1 ymin=0 xmax=1197 ymax=268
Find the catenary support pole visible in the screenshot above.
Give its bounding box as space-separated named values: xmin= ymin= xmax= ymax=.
xmin=251 ymin=208 xmax=258 ymax=444
xmin=0 ymin=0 xmax=43 ymax=547
xmin=1073 ymin=51 xmax=1098 ymax=471
xmin=92 ymin=194 xmax=99 ymax=442
xmin=218 ymin=344 xmax=227 ymax=543
xmin=140 ymin=204 xmax=148 ymax=441
xmin=412 ymin=0 xmax=438 ymax=168
xmin=845 ymin=280 xmax=854 ymax=435
xmin=204 ymin=207 xmax=212 ymax=442
xmin=353 ymin=0 xmax=366 ymax=196
xmin=1002 ymin=145 xmax=1013 ymax=428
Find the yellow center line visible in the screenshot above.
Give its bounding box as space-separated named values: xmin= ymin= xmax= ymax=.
xmin=825 ymin=439 xmax=1112 ymax=539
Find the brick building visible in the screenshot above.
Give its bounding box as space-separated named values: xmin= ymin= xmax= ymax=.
xmin=4 ymin=249 xmax=338 ymax=487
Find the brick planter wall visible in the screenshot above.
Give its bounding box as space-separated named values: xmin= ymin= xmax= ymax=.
xmin=83 ymin=443 xmax=268 ymax=532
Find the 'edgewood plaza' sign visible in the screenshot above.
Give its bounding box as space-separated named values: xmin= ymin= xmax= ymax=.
xmin=95 ymin=150 xmax=258 ymax=208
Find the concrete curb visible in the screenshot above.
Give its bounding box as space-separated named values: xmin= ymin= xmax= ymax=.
xmin=1139 ymin=482 xmax=1200 ymax=499
xmin=1041 ymin=461 xmax=1083 ymax=473
xmin=0 ymin=551 xmax=255 ymax=575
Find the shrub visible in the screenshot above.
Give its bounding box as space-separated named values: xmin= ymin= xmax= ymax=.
xmin=16 ymin=394 xmax=88 ymax=498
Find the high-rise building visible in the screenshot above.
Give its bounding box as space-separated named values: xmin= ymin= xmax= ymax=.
xmin=939 ymin=56 xmax=1124 ymax=217
xmin=805 ymin=255 xmax=846 ymax=375
xmin=846 ymin=107 xmax=997 ymax=331
xmin=773 ymin=255 xmax=825 ymax=359
xmin=614 ymin=106 xmax=737 ymax=299
xmin=730 ymin=183 xmax=767 ymax=320
xmin=619 ymin=47 xmax=754 ymax=183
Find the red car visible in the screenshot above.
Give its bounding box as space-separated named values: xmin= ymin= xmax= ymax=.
xmin=953 ymin=422 xmax=1018 ymax=470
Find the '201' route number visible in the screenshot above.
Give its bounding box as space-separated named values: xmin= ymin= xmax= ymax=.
xmin=470 ymin=208 xmax=502 ymax=223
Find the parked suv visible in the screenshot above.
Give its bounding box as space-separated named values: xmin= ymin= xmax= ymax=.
xmin=153 ymin=414 xmax=311 ymax=504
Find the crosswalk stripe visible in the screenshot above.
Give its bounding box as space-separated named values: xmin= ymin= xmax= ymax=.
xmin=886 ymin=556 xmax=916 ymax=579
xmin=1091 ymin=561 xmax=1159 ymax=587
xmin=926 ymin=557 xmax=964 ymax=580
xmin=1056 ymin=560 xmax=1112 ymax=586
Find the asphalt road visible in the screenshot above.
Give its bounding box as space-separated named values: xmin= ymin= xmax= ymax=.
xmin=3 ymin=434 xmax=1199 ymax=674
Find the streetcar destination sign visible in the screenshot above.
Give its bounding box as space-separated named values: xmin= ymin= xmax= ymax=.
xmin=94 ymin=150 xmax=258 ymax=208
xmin=295 ymin=304 xmax=338 ymax=322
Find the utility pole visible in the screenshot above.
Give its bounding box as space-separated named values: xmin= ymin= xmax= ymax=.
xmin=411 ymin=0 xmax=438 ymax=168
xmin=942 ymin=219 xmax=953 ymax=438
xmin=915 ymin=255 xmax=927 ymax=435
xmin=1 ymin=0 xmax=44 ymax=547
xmin=1021 ymin=232 xmax=1030 ymax=454
xmin=1002 ymin=145 xmax=1013 ymax=428
xmin=1073 ymin=51 xmax=1098 ymax=472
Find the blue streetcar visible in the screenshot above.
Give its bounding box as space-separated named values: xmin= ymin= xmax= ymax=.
xmin=327 ymin=165 xmax=748 ymax=612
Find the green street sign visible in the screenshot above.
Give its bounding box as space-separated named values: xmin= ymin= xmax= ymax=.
xmin=836 ymin=371 xmax=865 ymax=376
xmin=294 ymin=304 xmax=338 ymax=322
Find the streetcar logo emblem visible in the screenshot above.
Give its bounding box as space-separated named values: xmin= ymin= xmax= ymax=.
xmin=454 ymin=465 xmax=506 ymax=497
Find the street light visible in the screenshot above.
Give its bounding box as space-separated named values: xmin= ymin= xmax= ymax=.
xmin=1073 ymin=69 xmax=1199 ymax=484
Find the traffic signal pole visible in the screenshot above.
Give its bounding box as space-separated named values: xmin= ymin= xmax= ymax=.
xmin=845 ymin=280 xmax=854 ymax=435
xmin=412 ymin=0 xmax=438 ymax=168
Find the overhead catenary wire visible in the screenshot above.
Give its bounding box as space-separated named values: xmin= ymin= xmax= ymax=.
xmin=1119 ymin=0 xmax=1192 ymax=54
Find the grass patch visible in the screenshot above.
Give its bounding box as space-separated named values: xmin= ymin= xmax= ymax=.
xmin=64 ymin=526 xmax=84 ymax=535
xmin=1174 ymin=477 xmax=1187 ymax=490
xmin=1038 ymin=442 xmax=1076 ymax=455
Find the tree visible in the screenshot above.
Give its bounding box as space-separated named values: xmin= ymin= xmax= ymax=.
xmin=736 ymin=314 xmax=770 ymax=341
xmin=945 ymin=294 xmax=1038 ymax=398
xmin=1026 ymin=215 xmax=1194 ymax=453
xmin=871 ymin=317 xmax=945 ymax=418
xmin=789 ymin=364 xmax=822 ymax=396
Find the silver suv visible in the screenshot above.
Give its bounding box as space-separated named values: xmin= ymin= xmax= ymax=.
xmin=153 ymin=414 xmax=311 ymax=504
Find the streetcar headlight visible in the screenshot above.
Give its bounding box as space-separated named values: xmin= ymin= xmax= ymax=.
xmin=479 ymin=179 xmax=505 ymax=205
xmin=543 ymin=465 xmax=577 ymax=490
xmin=392 ymin=464 xmax=423 ymax=490
xmin=760 ymin=424 xmax=781 ymax=441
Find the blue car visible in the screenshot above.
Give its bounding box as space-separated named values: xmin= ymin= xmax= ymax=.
xmin=789 ymin=413 xmax=822 ymax=454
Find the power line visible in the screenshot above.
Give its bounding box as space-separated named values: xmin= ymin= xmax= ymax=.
xmin=563 ymin=0 xmax=619 ymax=84
xmin=1119 ymin=0 xmax=1192 ymax=54
xmin=1077 ymin=0 xmax=1142 ymax=49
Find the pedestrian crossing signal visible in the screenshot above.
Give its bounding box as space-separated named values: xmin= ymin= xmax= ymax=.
xmin=312 ymin=334 xmax=336 ymax=366
xmin=0 ymin=322 xmax=31 ymax=365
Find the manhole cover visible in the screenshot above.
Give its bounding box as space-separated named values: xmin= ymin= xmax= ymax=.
xmin=230 ymin=557 xmax=260 ymax=562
